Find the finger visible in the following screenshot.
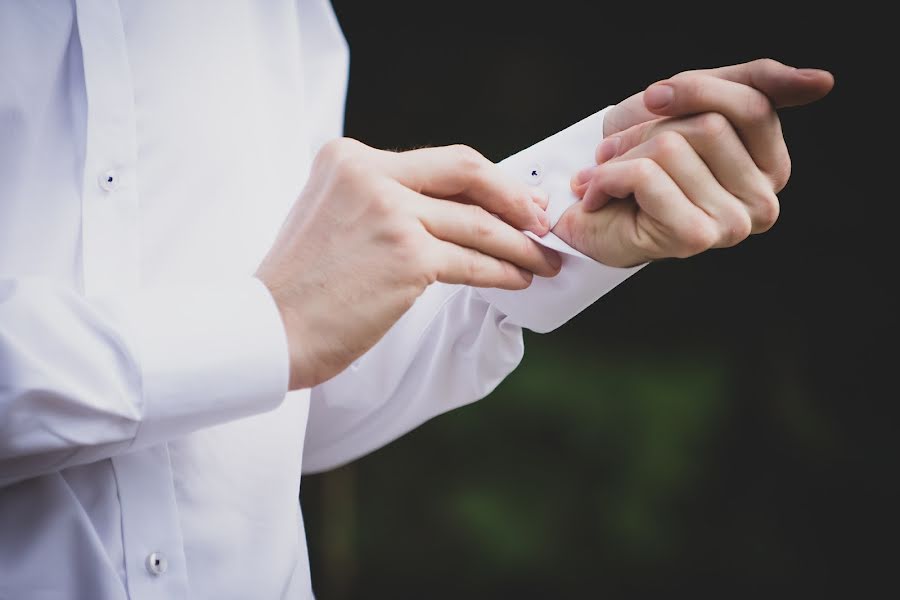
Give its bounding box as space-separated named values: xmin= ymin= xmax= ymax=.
xmin=608 ymin=131 xmax=754 ymax=247
xmin=600 ymin=59 xmax=834 ymax=140
xmin=428 ymin=239 xmax=534 ymax=290
xmin=581 ymin=158 xmax=717 ymax=259
xmin=406 ymin=186 xmax=561 ymax=277
xmin=698 ymin=59 xmax=834 ymax=108
xmin=651 ymin=60 xmax=834 ymax=111
xmin=640 ymin=74 xmax=789 ymax=183
xmin=381 ymin=145 xmax=550 ymax=235
xmin=602 ymin=90 xmax=660 ymax=137
xmin=578 ymin=113 xmax=779 ymax=230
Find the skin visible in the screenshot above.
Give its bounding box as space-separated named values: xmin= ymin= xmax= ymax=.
xmin=554 ymin=59 xmax=835 ymax=266
xmin=256 ymin=140 xmax=561 ymax=389
xmin=257 ymin=58 xmax=835 ymax=391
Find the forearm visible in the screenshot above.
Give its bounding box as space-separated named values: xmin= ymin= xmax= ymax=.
xmin=303 ymin=107 xmax=646 ymax=470
xmin=304 ymin=282 xmax=524 ymax=473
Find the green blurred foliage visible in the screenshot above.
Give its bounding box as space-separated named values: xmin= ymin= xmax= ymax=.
xmin=304 ymin=335 xmax=836 ymax=598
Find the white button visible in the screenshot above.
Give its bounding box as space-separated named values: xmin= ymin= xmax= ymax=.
xmin=98 ymin=169 xmax=119 ymax=192
xmin=146 ymin=552 xmax=168 ymax=576
xmin=526 ymin=163 xmax=543 ymax=185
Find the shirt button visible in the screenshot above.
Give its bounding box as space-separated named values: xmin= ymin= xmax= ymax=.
xmin=526 ymin=163 xmax=544 ymax=185
xmin=98 ymin=169 xmax=120 ymax=192
xmin=146 ymin=552 xmax=168 ymax=576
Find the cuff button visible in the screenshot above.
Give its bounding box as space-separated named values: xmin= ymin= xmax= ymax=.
xmin=146 ymin=552 xmax=168 ymax=576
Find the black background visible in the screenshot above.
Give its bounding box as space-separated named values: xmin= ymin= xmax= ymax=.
xmin=303 ymin=2 xmax=896 ymax=598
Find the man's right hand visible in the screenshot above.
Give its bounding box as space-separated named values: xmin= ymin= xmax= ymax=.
xmin=255 ymin=138 xmax=561 ymax=390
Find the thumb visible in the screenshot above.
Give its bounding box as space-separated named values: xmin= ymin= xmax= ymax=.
xmin=602 ymin=90 xmax=659 ymax=138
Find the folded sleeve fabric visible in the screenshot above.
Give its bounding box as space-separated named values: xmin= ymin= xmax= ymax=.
xmin=304 ymin=107 xmax=646 ymax=472
xmin=478 ymin=106 xmax=646 ymax=332
xmin=0 ymin=276 xmax=289 ymax=487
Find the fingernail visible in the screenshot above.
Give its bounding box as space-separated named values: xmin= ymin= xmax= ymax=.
xmin=644 ymin=83 xmax=674 ymax=110
xmin=796 ymin=68 xmax=823 ymax=77
xmin=597 ymin=136 xmax=621 ymax=163
xmin=574 ymin=166 xmax=595 ymax=186
xmin=543 ymin=247 xmax=562 ymax=271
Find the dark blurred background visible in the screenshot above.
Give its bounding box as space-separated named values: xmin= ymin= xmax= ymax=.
xmin=303 ymin=2 xmax=896 ymax=597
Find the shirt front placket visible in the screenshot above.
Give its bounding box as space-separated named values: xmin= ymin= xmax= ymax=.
xmin=73 ymin=1 xmax=192 ymax=597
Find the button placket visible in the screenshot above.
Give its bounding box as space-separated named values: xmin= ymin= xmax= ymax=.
xmin=73 ymin=0 xmax=190 ymax=590
xmin=75 ymin=0 xmax=141 ymax=297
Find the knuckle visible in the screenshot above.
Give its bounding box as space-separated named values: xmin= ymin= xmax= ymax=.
xmin=467 ymin=204 xmax=503 ymax=241
xmin=509 ymin=189 xmax=533 ymax=214
xmin=676 ymin=216 xmax=717 ymax=257
xmin=670 ymin=71 xmax=697 ymax=86
xmin=411 ymin=249 xmax=438 ymax=285
xmin=735 ymin=212 xmax=754 ymax=241
xmin=466 ymin=203 xmax=492 ymax=225
xmin=462 ymin=248 xmax=485 ymax=282
xmin=624 ymin=122 xmax=654 ymax=150
xmin=722 ymin=211 xmax=753 ymax=246
xmin=631 ymin=157 xmax=660 ymax=181
xmin=771 ymin=152 xmax=792 ymax=192
xmin=470 ymin=214 xmax=495 ymax=240
xmin=754 ymin=192 xmax=781 ymax=232
xmin=451 ymin=144 xmax=489 ymax=172
xmin=744 ymin=91 xmax=775 ymax=123
xmin=671 ymin=72 xmax=704 ymax=100
xmin=317 ymin=137 xmax=360 ymax=166
xmin=419 ymin=259 xmax=439 ymax=286
xmin=651 ymin=131 xmax=688 ymax=163
xmin=331 ymin=155 xmax=372 ymax=188
xmin=383 ymin=221 xmax=418 ymax=252
xmin=693 ymin=112 xmax=731 ymax=141
xmin=406 ymin=241 xmax=438 ymax=284
xmin=493 ymin=188 xmax=531 ymax=221
xmin=520 ymin=234 xmax=538 ymax=262
xmin=753 ymin=57 xmax=783 ymax=73
xmin=366 ymin=183 xmax=396 ymax=215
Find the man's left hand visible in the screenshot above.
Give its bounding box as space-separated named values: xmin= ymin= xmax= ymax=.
xmin=553 ymin=59 xmax=834 ymax=267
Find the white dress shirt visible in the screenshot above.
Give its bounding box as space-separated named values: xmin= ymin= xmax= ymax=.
xmin=0 ymin=1 xmax=643 ymax=598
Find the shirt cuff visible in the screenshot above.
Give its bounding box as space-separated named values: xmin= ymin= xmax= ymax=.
xmin=130 ymin=277 xmax=290 ymax=447
xmin=477 ymin=106 xmax=646 ymax=333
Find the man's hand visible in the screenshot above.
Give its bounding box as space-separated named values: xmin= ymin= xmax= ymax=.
xmin=554 ymin=59 xmax=834 ymax=267
xmin=256 ymin=139 xmax=561 ymax=390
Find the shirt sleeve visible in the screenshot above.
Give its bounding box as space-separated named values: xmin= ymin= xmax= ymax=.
xmin=304 ymin=282 xmax=524 ymax=473
xmin=477 ymin=106 xmax=646 ymax=332
xmin=303 ymin=107 xmax=644 ymax=473
xmin=0 ymin=276 xmax=289 ymax=487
